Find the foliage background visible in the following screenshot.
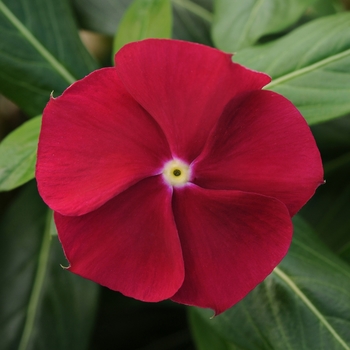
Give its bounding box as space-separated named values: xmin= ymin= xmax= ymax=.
xmin=0 ymin=0 xmax=350 ymax=349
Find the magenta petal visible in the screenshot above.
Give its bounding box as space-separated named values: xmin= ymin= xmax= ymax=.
xmin=171 ymin=185 xmax=292 ymax=314
xmin=193 ymin=90 xmax=324 ymax=216
xmin=55 ymin=176 xmax=184 ymax=302
xmin=36 ymin=67 xmax=171 ymax=216
xmin=115 ymin=39 xmax=270 ymax=162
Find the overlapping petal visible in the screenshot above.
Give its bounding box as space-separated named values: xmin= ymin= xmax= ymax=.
xmin=36 ymin=68 xmax=171 ymax=216
xmin=171 ymin=185 xmax=293 ymax=314
xmin=192 ymin=90 xmax=324 ymax=216
xmin=55 ymin=176 xmax=184 ymax=302
xmin=35 ymin=39 xmax=324 ymax=314
xmin=115 ymin=39 xmax=271 ymax=162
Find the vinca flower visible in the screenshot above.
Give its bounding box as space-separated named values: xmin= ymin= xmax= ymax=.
xmin=36 ymin=39 xmax=323 ymax=314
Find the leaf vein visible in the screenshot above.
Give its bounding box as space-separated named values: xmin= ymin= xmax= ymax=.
xmin=265 ymin=48 xmax=350 ymax=89
xmin=0 ymin=1 xmax=76 ymax=85
xmin=273 ymin=267 xmax=350 ymax=350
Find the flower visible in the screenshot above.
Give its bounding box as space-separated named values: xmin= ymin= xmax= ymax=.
xmin=36 ymin=39 xmax=323 ymax=314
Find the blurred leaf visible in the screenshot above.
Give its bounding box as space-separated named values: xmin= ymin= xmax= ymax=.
xmin=0 ymin=182 xmax=99 ymax=350
xmin=311 ymin=114 xmax=350 ymax=161
xmin=306 ymin=0 xmax=339 ymax=18
xmin=113 ymin=0 xmax=172 ymax=55
xmin=234 ymin=13 xmax=350 ymax=125
xmin=212 ymin=0 xmax=317 ymax=52
xmin=300 ymin=116 xmax=350 ymax=263
xmin=0 ymin=0 xmax=97 ymax=117
xmin=50 ymin=211 xmax=58 ymax=236
xmin=192 ymin=216 xmax=350 ymax=350
xmin=172 ymin=0 xmax=213 ymax=45
xmin=72 ymin=0 xmax=213 ymax=45
xmin=0 ymin=116 xmax=41 ymax=191
xmin=71 ymin=0 xmax=132 ymax=35
xmin=189 ymin=310 xmax=233 ymax=350
xmin=302 ymin=178 xmax=350 ymax=264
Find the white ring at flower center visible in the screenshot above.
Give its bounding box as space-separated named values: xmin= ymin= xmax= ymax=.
xmin=163 ymin=159 xmax=190 ymax=186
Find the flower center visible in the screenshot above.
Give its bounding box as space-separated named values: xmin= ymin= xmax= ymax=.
xmin=163 ymin=159 xmax=190 ymax=186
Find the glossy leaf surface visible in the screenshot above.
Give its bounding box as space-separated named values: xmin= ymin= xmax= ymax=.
xmin=234 ymin=13 xmax=350 ymax=125
xmin=0 ymin=116 xmax=41 ymax=191
xmin=0 ymin=0 xmax=97 ymax=116
xmin=213 ymin=0 xmax=316 ymax=51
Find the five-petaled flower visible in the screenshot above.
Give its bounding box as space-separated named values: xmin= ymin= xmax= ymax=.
xmin=36 ymin=39 xmax=323 ymax=314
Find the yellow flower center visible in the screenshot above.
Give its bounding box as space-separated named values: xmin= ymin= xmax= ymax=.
xmin=163 ymin=159 xmax=190 ymax=186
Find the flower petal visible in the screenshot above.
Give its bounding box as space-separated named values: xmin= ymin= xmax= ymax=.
xmin=36 ymin=67 xmax=171 ymax=216
xmin=171 ymin=185 xmax=292 ymax=314
xmin=115 ymin=39 xmax=270 ymax=162
xmin=55 ymin=176 xmax=184 ymax=302
xmin=193 ymin=90 xmax=324 ymax=216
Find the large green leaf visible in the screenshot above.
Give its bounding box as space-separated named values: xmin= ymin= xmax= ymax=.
xmin=0 ymin=183 xmax=99 ymax=350
xmin=71 ymin=0 xmax=132 ymax=35
xmin=113 ymin=0 xmax=172 ymax=55
xmin=191 ymin=216 xmax=350 ymax=350
xmin=0 ymin=0 xmax=97 ymax=117
xmin=212 ymin=0 xmax=316 ymax=52
xmin=0 ymin=116 xmax=41 ymax=191
xmin=171 ymin=0 xmax=213 ymax=45
xmin=234 ymin=13 xmax=350 ymax=125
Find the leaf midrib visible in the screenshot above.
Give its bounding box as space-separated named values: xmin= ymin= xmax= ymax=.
xmin=273 ymin=267 xmax=350 ymax=350
xmin=265 ymin=48 xmax=350 ymax=89
xmin=0 ymin=149 xmax=36 ymax=190
xmin=18 ymin=211 xmax=52 ymax=350
xmin=235 ymin=0 xmax=265 ymax=49
xmin=0 ymin=1 xmax=76 ymax=85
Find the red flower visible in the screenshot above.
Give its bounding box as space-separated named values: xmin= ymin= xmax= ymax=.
xmin=36 ymin=39 xmax=323 ymax=314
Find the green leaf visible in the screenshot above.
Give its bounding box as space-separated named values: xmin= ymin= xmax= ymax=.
xmin=192 ymin=216 xmax=350 ymax=350
xmin=212 ymin=0 xmax=317 ymax=52
xmin=50 ymin=211 xmax=58 ymax=236
xmin=234 ymin=13 xmax=350 ymax=125
xmin=72 ymin=0 xmax=132 ymax=35
xmin=307 ymin=0 xmax=340 ymax=18
xmin=113 ymin=0 xmax=172 ymax=55
xmin=302 ymin=176 xmax=350 ymax=264
xmin=0 ymin=116 xmax=41 ymax=191
xmin=311 ymin=115 xmax=350 ymax=161
xmin=72 ymin=0 xmax=214 ymax=45
xmin=0 ymin=0 xmax=98 ymax=117
xmin=172 ymin=0 xmax=213 ymax=45
xmin=299 ymin=116 xmax=350 ymax=265
xmin=189 ymin=309 xmax=234 ymax=350
xmin=0 ymin=182 xmax=99 ymax=350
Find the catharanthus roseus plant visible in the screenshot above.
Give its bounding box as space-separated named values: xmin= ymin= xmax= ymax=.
xmin=36 ymin=39 xmax=323 ymax=314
